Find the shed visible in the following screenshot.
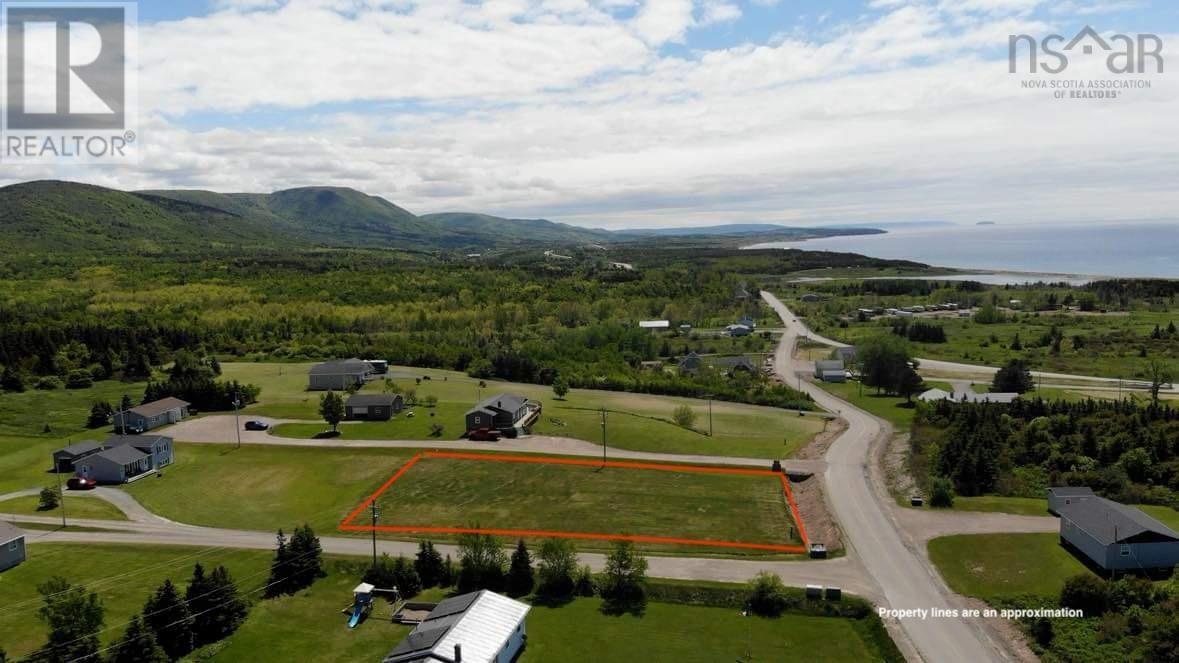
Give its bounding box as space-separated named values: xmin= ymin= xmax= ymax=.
xmin=383 ymin=590 xmax=530 ymax=663
xmin=0 ymin=521 xmax=26 ymax=572
xmin=1047 ymin=486 xmax=1096 ymax=516
xmin=345 ymin=394 xmax=404 ymax=421
xmin=1058 ymin=497 xmax=1179 ymax=572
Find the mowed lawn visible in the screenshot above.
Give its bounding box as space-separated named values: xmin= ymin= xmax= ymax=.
xmin=523 ymin=598 xmax=884 ymax=662
xmin=940 ymin=496 xmax=1179 ymax=528
xmin=0 ymin=436 xmax=60 ymax=494
xmin=0 ymin=494 xmax=127 ymax=521
xmin=370 ymin=455 xmax=801 ymax=554
xmin=233 ymin=362 xmax=825 ymax=459
xmin=928 ymin=533 xmax=1091 ymax=600
xmin=123 ymin=443 xmax=415 ymax=532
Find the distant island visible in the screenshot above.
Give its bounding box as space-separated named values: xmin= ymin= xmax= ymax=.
xmin=976 ymin=221 xmax=996 ymax=226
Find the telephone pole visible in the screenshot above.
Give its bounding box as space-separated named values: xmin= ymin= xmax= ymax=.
xmin=56 ymin=462 xmax=66 ymax=528
xmin=370 ymin=502 xmax=380 ymax=567
xmin=233 ymin=392 xmax=242 ymax=450
xmin=600 ymin=407 xmax=608 ymax=467
xmin=708 ymin=396 xmax=713 ymax=437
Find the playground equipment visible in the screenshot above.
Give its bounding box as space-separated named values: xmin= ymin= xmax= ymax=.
xmin=342 ymin=582 xmax=399 ymax=629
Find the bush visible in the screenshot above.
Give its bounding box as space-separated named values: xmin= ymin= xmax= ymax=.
xmin=746 ymin=572 xmax=789 ymax=617
xmin=1060 ymin=574 xmax=1108 ymax=617
xmin=38 ymin=486 xmax=60 ymax=511
xmin=35 ymin=376 xmax=62 ymax=390
xmin=672 ymin=405 xmax=696 ymax=429
xmin=929 ymin=476 xmax=955 ymax=508
xmin=65 ymin=370 xmax=93 ymax=389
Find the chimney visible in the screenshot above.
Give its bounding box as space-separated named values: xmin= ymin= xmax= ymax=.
xmin=454 ymin=644 xmax=462 ymax=662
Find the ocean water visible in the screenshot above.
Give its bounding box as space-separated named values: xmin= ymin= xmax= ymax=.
xmin=748 ymin=222 xmax=1179 ymax=279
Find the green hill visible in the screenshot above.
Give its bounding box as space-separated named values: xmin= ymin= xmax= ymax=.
xmin=419 ymin=212 xmax=613 ymax=245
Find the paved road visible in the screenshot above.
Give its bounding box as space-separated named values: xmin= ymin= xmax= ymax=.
xmin=159 ymin=415 xmax=828 ymax=474
xmin=764 ymin=291 xmax=1008 ymax=663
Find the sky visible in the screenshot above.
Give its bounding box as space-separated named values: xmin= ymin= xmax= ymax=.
xmin=2 ymin=0 xmax=1178 ymax=229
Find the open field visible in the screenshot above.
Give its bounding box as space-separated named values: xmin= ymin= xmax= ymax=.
xmin=927 ymin=533 xmax=1090 ymax=600
xmin=523 ymin=597 xmax=885 ymax=662
xmin=0 ymin=437 xmax=60 ymax=494
xmin=228 ymin=362 xmax=825 ymax=459
xmin=0 ymin=494 xmax=127 ymax=521
xmin=0 ymin=378 xmax=149 ymax=438
xmin=344 ymin=452 xmax=804 ymax=555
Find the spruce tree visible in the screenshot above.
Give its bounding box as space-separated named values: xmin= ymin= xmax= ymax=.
xmin=506 ymin=539 xmax=534 ymax=598
xmin=198 ymin=566 xmax=248 ymax=643
xmin=414 ymin=541 xmax=445 ymax=588
xmin=265 ymin=529 xmax=292 ymax=597
xmin=287 ymin=524 xmax=324 ymax=591
xmin=142 ymin=579 xmax=194 ymax=660
xmin=109 ymin=614 xmax=168 ymax=663
xmin=36 ymin=577 xmax=104 ymax=663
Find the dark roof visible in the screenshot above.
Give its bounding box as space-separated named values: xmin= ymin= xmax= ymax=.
xmin=310 ymin=359 xmax=372 ymax=376
xmin=129 ymin=397 xmax=190 ymax=418
xmin=1049 ymin=487 xmax=1095 ymax=497
xmin=467 ymin=393 xmax=527 ymax=417
xmin=815 ymin=360 xmax=845 ymax=372
xmin=0 ymin=521 xmax=23 ymax=544
xmin=346 ymin=394 xmax=399 ymax=407
xmin=712 ymin=355 xmax=755 ymax=369
xmin=383 ymin=593 xmax=480 ymax=662
xmin=1059 ymin=497 xmax=1179 ymax=545
xmin=106 ymin=434 xmax=170 ymax=450
xmin=94 ymin=445 xmax=150 ymax=466
xmin=55 ymin=439 xmax=106 ymax=457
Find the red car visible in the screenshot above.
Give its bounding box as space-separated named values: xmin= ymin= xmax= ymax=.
xmin=468 ymin=428 xmax=501 ymax=441
xmin=67 ymin=476 xmax=97 ymax=490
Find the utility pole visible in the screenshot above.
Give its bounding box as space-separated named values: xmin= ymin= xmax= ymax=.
xmin=233 ymin=392 xmax=242 ymax=450
xmin=56 ymin=460 xmax=66 ymax=528
xmin=600 ymin=407 xmax=607 ymax=467
xmin=708 ymin=396 xmax=713 ymax=437
xmin=370 ymin=502 xmax=380 ymax=567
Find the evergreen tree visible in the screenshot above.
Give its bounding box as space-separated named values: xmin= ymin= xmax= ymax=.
xmin=38 ymin=486 xmax=60 ymax=511
xmin=414 ymin=541 xmax=445 ymax=588
xmin=506 ymin=540 xmax=535 ymax=598
xmin=142 ymin=579 xmax=194 ymax=660
xmin=36 ymin=577 xmax=104 ymax=663
xmin=86 ymin=401 xmax=114 ymax=428
xmin=108 ymin=614 xmax=167 ymax=663
xmin=599 ymin=541 xmax=648 ymax=615
xmin=287 ymin=524 xmax=324 ymax=591
xmin=264 ymin=529 xmax=293 ymax=598
xmin=1 ymin=365 xmax=24 ymax=393
xmin=991 ymin=359 xmax=1034 ymax=393
xmin=185 ymin=563 xmax=247 ymax=646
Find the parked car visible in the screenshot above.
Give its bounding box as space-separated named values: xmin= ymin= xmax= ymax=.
xmin=468 ymin=428 xmax=501 ymax=441
xmin=244 ymin=420 xmax=269 ymax=431
xmin=67 ymin=476 xmax=97 ymax=491
xmin=115 ymin=424 xmax=144 ymax=435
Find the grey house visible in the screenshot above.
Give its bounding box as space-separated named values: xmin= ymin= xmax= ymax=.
xmin=345 ymin=394 xmax=404 ymax=421
xmin=814 ymin=359 xmax=846 ymax=383
xmin=107 ymin=435 xmax=174 ymax=471
xmin=1047 ymin=486 xmax=1095 ymax=515
xmin=465 ymin=394 xmax=540 ymax=434
xmin=0 ymin=522 xmax=26 ymax=572
xmin=76 ymin=445 xmax=153 ymax=484
xmin=52 ymin=439 xmax=107 ymax=473
xmin=383 ymin=590 xmax=530 ymax=663
xmin=678 ymin=352 xmax=704 ymax=375
xmin=118 ymin=397 xmax=190 ymax=432
xmin=712 ymin=355 xmax=757 ymax=376
xmin=309 ymin=359 xmax=373 ymax=391
xmin=1058 ymin=497 xmax=1179 ymax=572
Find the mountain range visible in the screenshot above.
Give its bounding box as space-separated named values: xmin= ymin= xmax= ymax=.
xmin=0 ymin=180 xmax=882 ymax=253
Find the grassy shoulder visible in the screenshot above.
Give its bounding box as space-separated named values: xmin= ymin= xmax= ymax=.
xmin=812 ymin=380 xmax=918 ymax=429
xmin=235 ymin=362 xmax=824 ymax=459
xmin=0 ymin=494 xmax=128 ymax=521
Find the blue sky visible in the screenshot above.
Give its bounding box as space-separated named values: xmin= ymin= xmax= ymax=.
xmin=6 ymin=0 xmax=1179 ymax=228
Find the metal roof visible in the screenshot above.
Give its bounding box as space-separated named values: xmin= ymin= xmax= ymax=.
xmin=128 ymin=397 xmax=190 ymax=418
xmin=815 ymin=360 xmax=845 ymax=372
xmin=384 ymin=591 xmax=529 ymax=663
xmin=1059 ymin=497 xmax=1179 ymax=545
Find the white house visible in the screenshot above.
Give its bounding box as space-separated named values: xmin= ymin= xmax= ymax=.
xmin=383 ymin=590 xmax=530 ymax=663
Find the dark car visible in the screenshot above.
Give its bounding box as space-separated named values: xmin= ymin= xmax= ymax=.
xmin=244 ymin=420 xmax=270 ymax=431
xmin=468 ymin=428 xmax=501 ymax=441
xmin=67 ymin=476 xmax=97 ymax=491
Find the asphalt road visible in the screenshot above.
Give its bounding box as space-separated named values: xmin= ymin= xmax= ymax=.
xmin=763 ymin=291 xmax=1009 ymax=663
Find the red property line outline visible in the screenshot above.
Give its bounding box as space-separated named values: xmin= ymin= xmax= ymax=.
xmin=340 ymin=451 xmax=809 ymax=554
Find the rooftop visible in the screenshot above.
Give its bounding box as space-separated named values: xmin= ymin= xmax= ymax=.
xmin=1049 ymin=487 xmax=1096 ymax=497
xmin=1059 ymin=497 xmax=1179 ymax=545
xmin=346 ymin=394 xmax=400 ymax=407
xmin=383 ymin=591 xmax=530 ymax=663
xmin=309 ymin=359 xmax=373 ymax=375
xmin=0 ymin=521 xmax=23 ymax=544
xmin=94 ymin=445 xmax=150 ymax=466
xmin=468 ymin=393 xmax=528 ymax=416
xmin=55 ymin=439 xmax=106 ymax=457
xmin=128 ymin=397 xmax=190 ymax=418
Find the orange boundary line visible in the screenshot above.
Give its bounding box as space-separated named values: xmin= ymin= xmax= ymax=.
xmin=340 ymin=451 xmax=809 ymax=554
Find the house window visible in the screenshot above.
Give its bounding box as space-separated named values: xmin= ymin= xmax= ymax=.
xmin=1120 ymin=544 xmax=1131 ymax=557
xmin=7 ymin=541 xmax=17 ymax=551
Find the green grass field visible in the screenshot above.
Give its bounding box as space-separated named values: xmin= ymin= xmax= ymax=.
xmin=369 ymin=455 xmax=800 ymax=554
xmin=0 ymin=494 xmax=127 ymax=521
xmin=0 ymin=544 xmax=884 ymax=663
xmin=813 ymin=380 xmax=918 ymax=429
xmin=0 ymin=437 xmax=61 ymax=494
xmin=927 ymin=533 xmax=1090 ymax=600
xmin=938 ymin=496 xmax=1179 ymax=528
xmin=0 ymin=379 xmax=148 ymax=438
xmin=230 ymin=362 xmax=825 ymax=459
